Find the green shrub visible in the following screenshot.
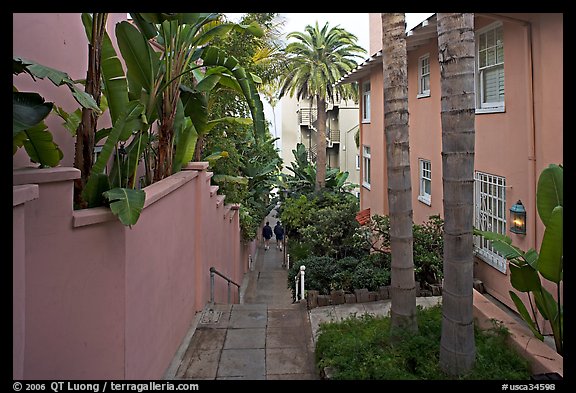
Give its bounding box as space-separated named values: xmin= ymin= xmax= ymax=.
xmin=316 ymin=304 xmax=531 ymax=380
xmin=412 ymin=215 xmax=444 ymax=289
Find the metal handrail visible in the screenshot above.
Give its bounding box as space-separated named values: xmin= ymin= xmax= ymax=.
xmin=210 ymin=266 xmax=241 ymax=304
xmin=294 ymin=265 xmax=306 ymax=302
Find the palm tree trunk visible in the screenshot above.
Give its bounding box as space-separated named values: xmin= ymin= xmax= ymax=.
xmin=437 ymin=12 xmax=477 ymax=376
xmin=381 ymin=13 xmax=417 ymax=334
xmin=74 ymin=13 xmax=108 ymax=208
xmin=315 ymin=95 xmax=327 ymax=191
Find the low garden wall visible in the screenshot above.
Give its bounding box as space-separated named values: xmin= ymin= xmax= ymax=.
xmin=12 ymin=162 xmax=252 ymax=379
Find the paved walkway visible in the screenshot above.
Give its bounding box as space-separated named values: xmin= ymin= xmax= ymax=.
xmin=165 ymin=211 xmax=318 ymax=380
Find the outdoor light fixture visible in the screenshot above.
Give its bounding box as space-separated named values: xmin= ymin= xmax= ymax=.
xmin=510 ymin=200 xmax=526 ymax=235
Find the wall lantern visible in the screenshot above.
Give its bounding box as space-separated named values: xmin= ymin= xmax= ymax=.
xmin=510 ymin=200 xmax=526 ymax=235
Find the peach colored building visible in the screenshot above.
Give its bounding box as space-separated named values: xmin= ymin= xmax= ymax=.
xmin=339 ymin=13 xmax=563 ymax=331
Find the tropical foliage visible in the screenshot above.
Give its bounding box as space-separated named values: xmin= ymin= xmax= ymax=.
xmin=279 ymin=22 xmax=365 ymax=190
xmin=14 ymin=13 xmax=268 ymax=227
xmin=315 ymin=305 xmax=530 ymax=380
xmin=475 ymin=164 xmax=563 ymax=355
xmin=354 ymin=214 xmax=444 ymax=290
xmin=194 ymin=13 xmax=286 ymax=241
xmin=277 ymin=143 xmax=354 ymax=197
xmin=12 ymin=57 xmax=101 ymax=168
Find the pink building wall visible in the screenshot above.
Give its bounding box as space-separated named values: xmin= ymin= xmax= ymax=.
xmin=360 ymin=13 xmax=562 ymax=334
xmin=359 ymin=70 xmax=388 ymax=216
xmin=407 ymin=43 xmax=443 ymax=225
xmin=13 ymin=164 xmax=250 ymax=379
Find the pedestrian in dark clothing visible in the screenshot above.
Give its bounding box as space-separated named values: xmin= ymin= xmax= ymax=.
xmin=262 ymin=221 xmax=273 ymax=250
xmin=274 ymin=221 xmax=285 ymax=251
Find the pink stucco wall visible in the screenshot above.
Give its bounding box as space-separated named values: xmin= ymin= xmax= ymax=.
xmin=407 ymin=43 xmax=443 ymax=225
xmin=13 ymin=185 xmax=39 ymax=380
xmin=13 ymin=163 xmax=247 ymax=379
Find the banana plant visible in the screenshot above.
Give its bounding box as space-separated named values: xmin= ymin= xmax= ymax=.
xmin=474 ymin=164 xmax=563 ymax=355
xmin=117 ymin=13 xmax=265 ymax=182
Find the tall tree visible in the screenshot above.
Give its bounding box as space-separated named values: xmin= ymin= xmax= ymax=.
xmin=436 ymin=12 xmax=477 ymax=376
xmin=381 ymin=13 xmax=417 ymax=334
xmin=279 ymin=22 xmax=365 ymax=191
xmin=74 ymin=13 xmax=108 ymax=208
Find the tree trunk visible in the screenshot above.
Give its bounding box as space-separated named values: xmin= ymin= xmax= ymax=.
xmin=74 ymin=13 xmax=107 ymax=208
xmin=153 ymin=88 xmax=179 ymax=182
xmin=381 ymin=13 xmax=417 ymax=334
xmin=315 ymin=95 xmax=327 ymax=191
xmin=437 ymin=12 xmax=477 ymax=376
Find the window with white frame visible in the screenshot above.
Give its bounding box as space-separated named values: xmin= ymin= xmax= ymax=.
xmin=355 ymin=154 xmax=360 ymax=170
xmin=418 ymin=54 xmax=430 ymax=98
xmin=418 ymin=159 xmax=431 ymax=205
xmin=362 ymin=81 xmax=371 ymax=122
xmin=473 ymin=171 xmax=507 ymax=273
xmin=362 ymin=145 xmax=371 ymax=188
xmin=476 ymin=23 xmax=505 ymax=111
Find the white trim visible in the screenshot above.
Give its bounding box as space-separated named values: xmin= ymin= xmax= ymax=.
xmin=418 ymin=53 xmax=431 ymax=97
xmin=475 ymin=107 xmax=506 ymax=115
xmin=362 ymin=145 xmax=371 ymax=188
xmin=473 ymin=171 xmax=507 ymax=273
xmin=362 ymin=81 xmax=371 ymax=123
xmin=476 ymin=22 xmax=505 ymax=110
xmin=418 ymin=195 xmax=431 ymax=206
xmin=418 ymin=158 xmax=432 ymax=206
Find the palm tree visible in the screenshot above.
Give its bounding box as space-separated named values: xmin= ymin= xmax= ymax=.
xmin=381 ymin=13 xmax=417 ymax=334
xmin=436 ymin=12 xmax=477 ymax=376
xmin=279 ymin=21 xmax=365 ymax=191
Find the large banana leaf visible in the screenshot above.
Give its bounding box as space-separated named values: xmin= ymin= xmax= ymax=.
xmin=82 ymin=13 xmax=129 ymax=126
xmin=17 ymin=122 xmax=63 ymax=168
xmin=180 ymin=85 xmax=208 ymax=135
xmin=116 ymin=21 xmax=156 ymax=93
xmin=82 ymin=173 xmax=110 ymax=208
xmin=13 ymin=91 xmax=53 ymax=135
xmin=103 ymin=187 xmax=145 ymax=227
xmin=509 ymin=291 xmax=544 ymax=341
xmin=83 ymin=101 xmax=144 ymax=206
xmin=509 ymin=264 xmax=541 ymax=293
xmin=537 ymin=164 xmax=563 ymax=226
xmin=53 ymin=106 xmax=82 ymax=136
xmin=13 ymin=57 xmax=100 ymax=113
xmin=200 ymin=46 xmax=265 ymax=140
xmin=538 ymin=206 xmax=563 ymax=283
xmin=173 ymin=117 xmax=198 ymax=173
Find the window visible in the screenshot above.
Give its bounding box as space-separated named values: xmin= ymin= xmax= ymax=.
xmin=476 ymin=23 xmax=505 ymax=112
xmin=473 ymin=171 xmax=507 ymax=273
xmin=362 ymin=145 xmax=371 ymax=189
xmin=355 ymin=154 xmax=360 ymax=170
xmin=418 ymin=159 xmax=431 ymax=205
xmin=418 ymin=54 xmax=430 ymax=98
xmin=362 ymin=81 xmax=371 ymax=123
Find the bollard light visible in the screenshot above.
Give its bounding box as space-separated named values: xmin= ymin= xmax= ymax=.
xmin=510 ymin=200 xmax=526 ymax=235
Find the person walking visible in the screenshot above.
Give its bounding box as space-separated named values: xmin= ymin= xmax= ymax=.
xmin=274 ymin=221 xmax=285 ymax=251
xmin=262 ymin=221 xmax=273 ymax=251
